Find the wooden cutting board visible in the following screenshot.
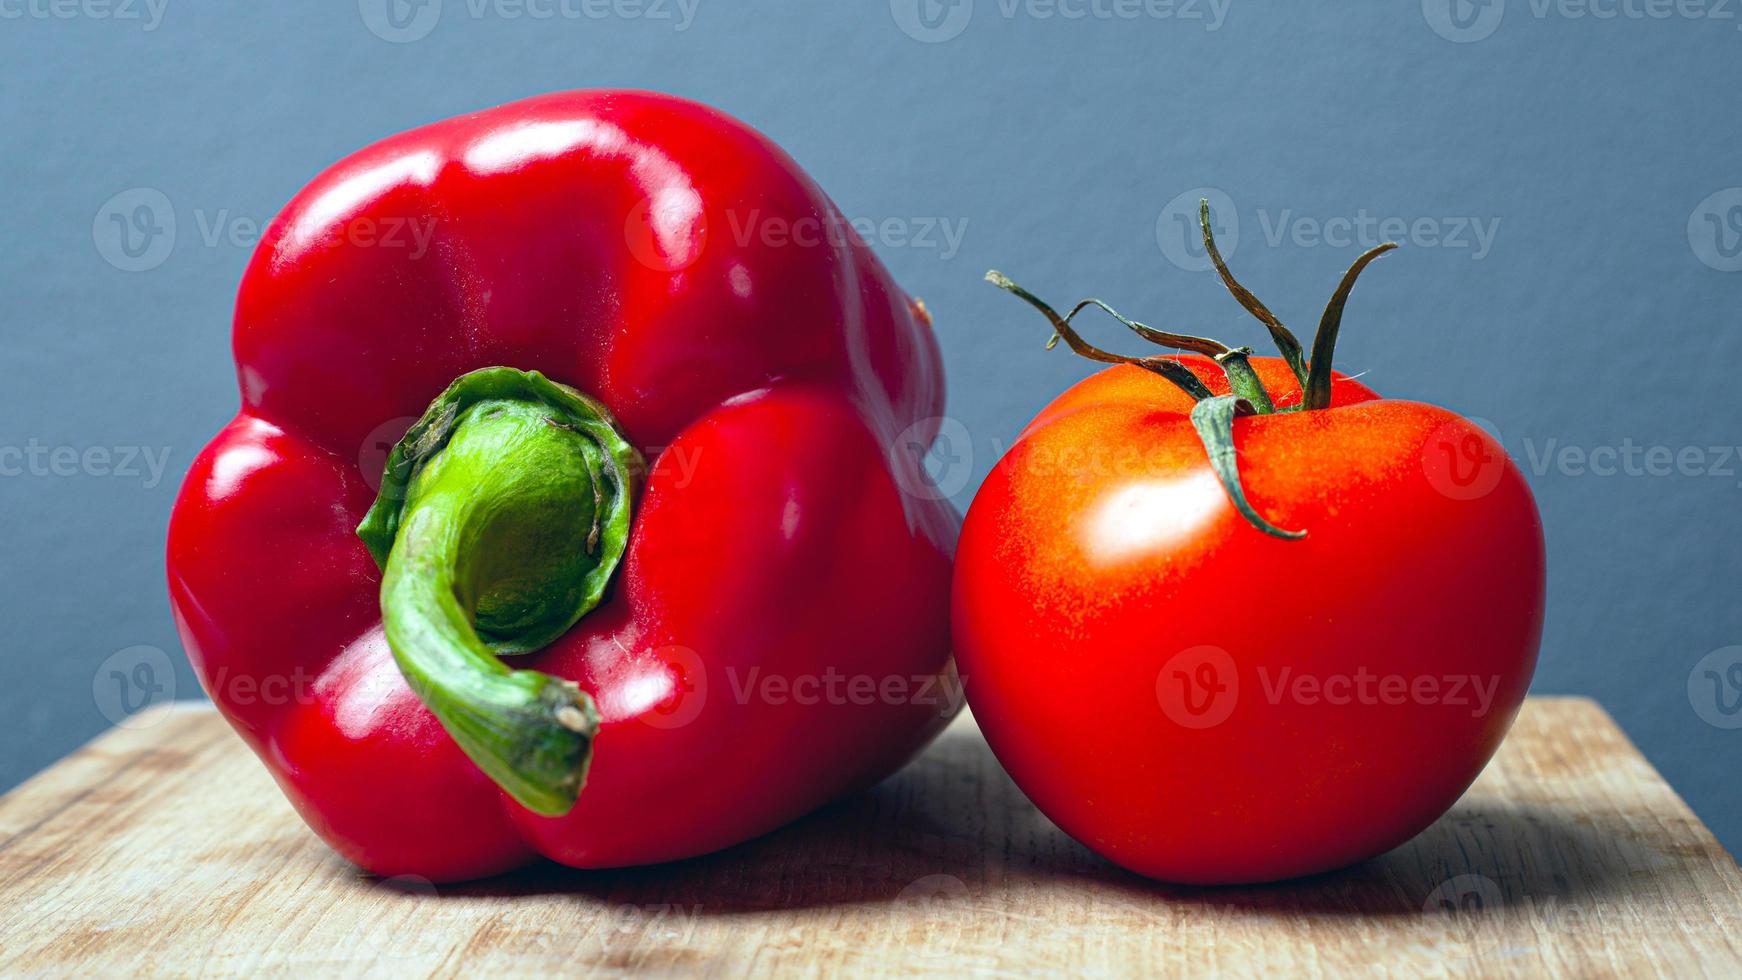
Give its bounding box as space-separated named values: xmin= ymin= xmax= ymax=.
xmin=1 ymin=697 xmax=1738 ymax=977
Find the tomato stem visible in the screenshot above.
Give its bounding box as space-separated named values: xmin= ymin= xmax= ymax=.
xmin=985 ymin=272 xmax=1214 ymax=401
xmin=1304 ymin=241 xmax=1398 ymax=411
xmin=986 ymin=197 xmax=1399 ymax=540
xmin=1199 ymin=200 xmax=1310 ymax=393
xmin=988 ymin=270 xmax=1300 ymax=538
xmin=1213 ymin=349 xmax=1276 ymax=415
xmin=1191 ymin=395 xmax=1305 ymax=540
xmin=1060 ymin=297 xmax=1230 ymax=359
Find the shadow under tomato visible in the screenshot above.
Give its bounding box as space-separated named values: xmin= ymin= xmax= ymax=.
xmin=1143 ymin=802 xmax=1637 ymax=919
xmin=362 ymin=725 xmax=1659 ymax=920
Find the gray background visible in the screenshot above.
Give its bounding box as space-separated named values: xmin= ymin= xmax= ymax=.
xmin=2 ymin=2 xmax=1738 ymax=856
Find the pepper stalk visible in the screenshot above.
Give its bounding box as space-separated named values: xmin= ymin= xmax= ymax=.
xmin=356 ymin=368 xmax=642 ymax=816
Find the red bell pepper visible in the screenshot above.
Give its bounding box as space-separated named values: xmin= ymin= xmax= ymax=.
xmin=166 ymin=90 xmax=960 ymax=882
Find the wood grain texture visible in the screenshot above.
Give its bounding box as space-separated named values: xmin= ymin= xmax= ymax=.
xmin=0 ymin=697 xmax=1738 ymax=978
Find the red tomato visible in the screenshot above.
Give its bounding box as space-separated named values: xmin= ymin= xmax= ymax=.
xmin=955 ymin=243 xmax=1545 ymax=884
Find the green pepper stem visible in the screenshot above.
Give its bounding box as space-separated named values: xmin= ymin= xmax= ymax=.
xmin=356 ymin=368 xmax=642 ymax=816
